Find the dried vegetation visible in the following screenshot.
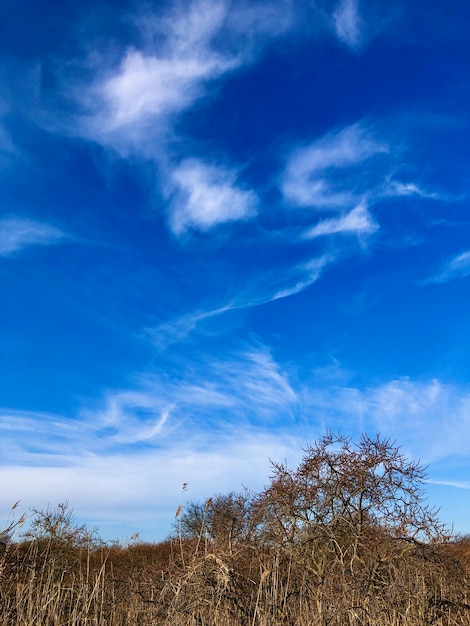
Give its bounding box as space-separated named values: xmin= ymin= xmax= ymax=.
xmin=2 ymin=433 xmax=470 ymax=625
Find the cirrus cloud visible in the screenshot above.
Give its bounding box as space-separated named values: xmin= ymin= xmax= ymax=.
xmin=282 ymin=122 xmax=388 ymax=210
xmin=169 ymin=159 xmax=258 ymax=234
xmin=0 ymin=217 xmax=66 ymax=257
xmin=429 ymin=250 xmax=470 ymax=284
xmin=302 ymin=202 xmax=378 ymax=238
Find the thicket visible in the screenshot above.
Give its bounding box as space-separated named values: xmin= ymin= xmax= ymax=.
xmin=2 ymin=433 xmax=470 ymax=625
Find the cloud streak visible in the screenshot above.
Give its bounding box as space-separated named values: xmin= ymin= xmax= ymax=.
xmin=381 ymin=180 xmax=441 ymax=200
xmin=333 ymin=0 xmax=363 ymax=49
xmin=282 ymin=122 xmax=388 ymax=210
xmin=429 ymin=250 xmax=470 ymax=283
xmin=146 ymin=253 xmax=334 ymax=349
xmin=269 ymin=255 xmax=333 ymax=300
xmin=0 ymin=217 xmax=66 ymax=256
xmin=302 ymin=202 xmax=378 ymax=238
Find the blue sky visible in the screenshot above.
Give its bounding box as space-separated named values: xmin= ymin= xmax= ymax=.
xmin=1 ymin=0 xmax=469 ymax=541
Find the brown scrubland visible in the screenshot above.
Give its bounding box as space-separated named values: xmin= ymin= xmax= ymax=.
xmin=2 ymin=433 xmax=470 ymax=625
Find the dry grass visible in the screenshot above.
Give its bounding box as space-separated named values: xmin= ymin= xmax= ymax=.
xmin=1 ymin=515 xmax=470 ymax=626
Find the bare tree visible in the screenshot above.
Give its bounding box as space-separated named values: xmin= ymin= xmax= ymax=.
xmin=178 ymin=492 xmax=253 ymax=551
xmin=23 ymin=501 xmax=101 ymax=549
xmin=257 ymin=432 xmax=445 ymax=546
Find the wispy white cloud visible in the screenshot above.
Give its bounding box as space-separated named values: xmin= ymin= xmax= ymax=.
xmin=69 ymin=1 xmax=299 ymax=236
xmin=0 ymin=100 xmax=16 ymax=161
xmin=169 ymin=343 xmax=299 ymax=423
xmin=98 ymin=50 xmax=229 ymax=131
xmin=428 ymin=479 xmax=470 ymax=490
xmin=367 ymin=379 xmax=470 ymax=462
xmin=245 ymin=253 xmax=333 ymax=304
xmin=219 ymin=346 xmax=298 ymax=417
xmin=333 ymin=0 xmax=363 ymax=49
xmin=0 ymin=217 xmax=66 ymax=256
xmin=79 ymin=1 xmax=235 ymax=152
xmin=0 ymin=126 xmax=15 ymax=162
xmin=0 ymin=343 xmax=299 ymax=464
xmin=0 ymin=433 xmax=299 ymax=541
xmin=269 ymin=255 xmax=333 ymax=300
xmin=282 ymin=122 xmax=388 ymax=210
xmin=381 ymin=179 xmax=441 ymax=200
xmin=302 ymin=377 xmax=470 ymax=464
xmin=3 ymin=371 xmax=470 ymax=539
xmin=59 ymin=4 xmax=398 ymax=239
xmin=330 ymin=0 xmax=392 ymax=52
xmin=146 ymin=253 xmax=333 ymax=349
xmin=224 ymin=1 xmax=296 ymax=44
xmin=428 ymin=250 xmax=470 ymax=284
xmin=169 ymin=159 xmax=258 ymax=234
xmin=145 ymin=303 xmax=234 ymax=350
xmin=0 ymin=341 xmax=303 ymax=538
xmin=89 ymin=392 xmax=171 ymax=445
xmin=302 ymin=202 xmax=378 ymax=238
xmin=0 ymin=409 xmax=91 ymax=465
xmin=76 ymin=0 xmax=297 ymax=156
